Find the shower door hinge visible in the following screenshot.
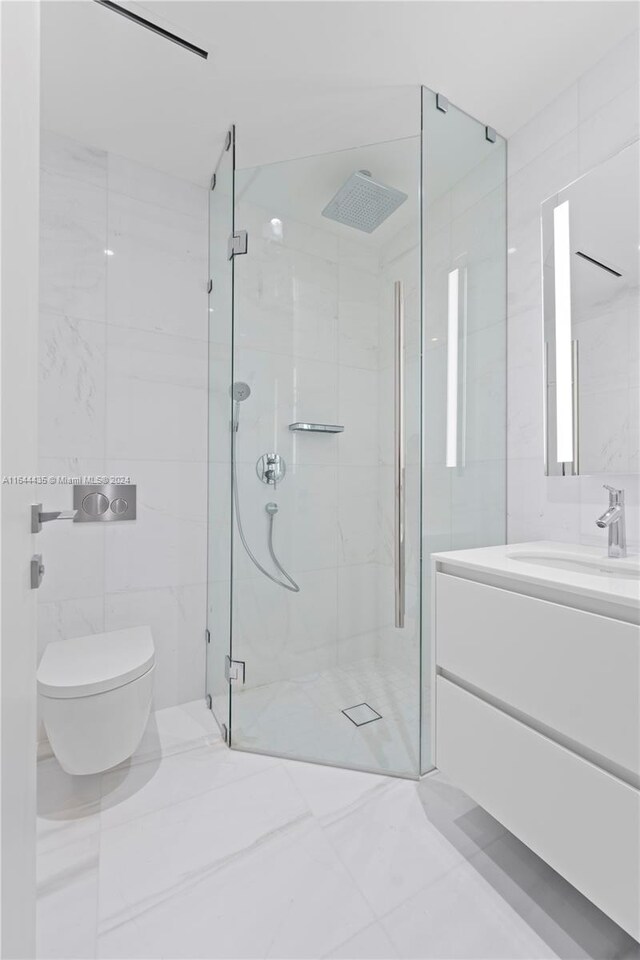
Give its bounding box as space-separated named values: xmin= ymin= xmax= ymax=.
xmin=227 ymin=230 xmax=248 ymax=260
xmin=205 ymin=628 xmax=211 ymax=644
xmin=206 ymin=693 xmax=212 ymax=710
xmin=207 ymin=279 xmax=213 ymax=294
xmin=225 ymin=655 xmax=246 ymax=685
xmin=210 ymin=173 xmax=216 ymax=191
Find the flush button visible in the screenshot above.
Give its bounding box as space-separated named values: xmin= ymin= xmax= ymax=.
xmin=82 ymin=492 xmax=109 ymax=516
xmin=73 ymin=483 xmax=136 ymax=522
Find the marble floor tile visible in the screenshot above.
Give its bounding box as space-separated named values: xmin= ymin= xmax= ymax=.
xmin=414 ymin=774 xmax=507 ymax=860
xmin=36 ymin=815 xmax=100 ymax=959
xmin=37 ymin=756 xmax=102 ymax=822
xmin=101 ymin=740 xmax=279 ymax=830
xmin=380 ymin=858 xmax=563 ymax=959
xmin=325 ymin=921 xmax=399 ymax=959
xmin=37 ymin=701 xmax=638 ymax=960
xmin=126 ymin=698 xmax=219 ymax=767
xmin=97 ymin=764 xmax=310 ymax=934
xmin=323 ymin=778 xmax=468 ymax=917
xmin=97 ymin=818 xmax=374 ymax=960
xmin=284 ymin=757 xmax=388 ymax=820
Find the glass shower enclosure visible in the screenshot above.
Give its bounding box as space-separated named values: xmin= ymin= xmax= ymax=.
xmin=207 ymin=88 xmax=506 ymax=778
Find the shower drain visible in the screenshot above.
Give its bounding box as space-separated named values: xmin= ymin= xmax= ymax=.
xmin=342 ymin=703 xmax=383 ymax=727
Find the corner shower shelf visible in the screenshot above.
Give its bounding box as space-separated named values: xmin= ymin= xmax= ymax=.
xmin=288 ymin=422 xmax=344 ymax=434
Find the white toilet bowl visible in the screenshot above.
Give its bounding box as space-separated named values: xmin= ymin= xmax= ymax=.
xmin=37 ymin=626 xmax=155 ymax=775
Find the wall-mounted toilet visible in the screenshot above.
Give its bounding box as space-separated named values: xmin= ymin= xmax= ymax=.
xmin=37 ymin=626 xmax=155 ymax=775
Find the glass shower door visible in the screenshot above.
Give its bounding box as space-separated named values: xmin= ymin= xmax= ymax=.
xmin=206 ymin=128 xmax=235 ymax=739
xmin=227 ymin=133 xmax=424 ymax=777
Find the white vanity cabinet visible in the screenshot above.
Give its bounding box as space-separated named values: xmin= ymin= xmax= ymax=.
xmin=432 ymin=544 xmax=640 ymax=941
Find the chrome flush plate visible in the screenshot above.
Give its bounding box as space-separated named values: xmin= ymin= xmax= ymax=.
xmin=72 ymin=484 xmax=136 ymax=522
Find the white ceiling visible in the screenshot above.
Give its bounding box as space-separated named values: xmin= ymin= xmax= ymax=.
xmin=41 ymin=0 xmax=639 ymax=185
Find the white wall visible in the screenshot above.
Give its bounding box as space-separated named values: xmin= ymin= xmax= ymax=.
xmin=0 ymin=2 xmax=40 ymax=955
xmin=37 ymin=132 xmax=208 ymax=718
xmin=507 ymin=30 xmax=640 ymax=550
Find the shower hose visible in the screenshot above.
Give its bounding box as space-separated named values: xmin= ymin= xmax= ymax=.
xmin=231 ymin=417 xmax=300 ymax=593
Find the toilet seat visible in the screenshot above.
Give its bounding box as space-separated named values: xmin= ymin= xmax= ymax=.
xmin=37 ymin=626 xmax=155 ymax=699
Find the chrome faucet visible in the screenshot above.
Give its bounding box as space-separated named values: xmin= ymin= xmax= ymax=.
xmin=596 ymin=485 xmax=627 ymax=558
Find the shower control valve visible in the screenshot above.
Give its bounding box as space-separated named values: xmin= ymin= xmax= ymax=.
xmin=256 ymin=453 xmax=286 ymax=487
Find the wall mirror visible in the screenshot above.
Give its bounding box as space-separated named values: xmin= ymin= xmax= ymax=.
xmin=541 ymin=140 xmax=639 ymax=476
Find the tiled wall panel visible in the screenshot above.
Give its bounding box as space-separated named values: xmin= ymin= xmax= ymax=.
xmin=38 ymin=131 xmax=208 ymax=714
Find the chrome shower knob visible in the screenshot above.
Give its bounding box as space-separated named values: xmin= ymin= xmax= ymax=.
xmin=256 ymin=453 xmax=286 ymax=486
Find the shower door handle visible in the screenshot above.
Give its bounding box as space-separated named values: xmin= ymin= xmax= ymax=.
xmin=394 ymin=280 xmax=405 ymax=628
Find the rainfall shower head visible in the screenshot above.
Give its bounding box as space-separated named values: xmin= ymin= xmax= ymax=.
xmin=322 ymin=170 xmax=407 ymax=234
xmin=231 ymin=382 xmax=251 ymax=402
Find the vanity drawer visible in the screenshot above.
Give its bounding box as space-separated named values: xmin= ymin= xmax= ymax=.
xmin=436 ymin=676 xmax=640 ymax=939
xmin=436 ymin=573 xmax=640 ymax=776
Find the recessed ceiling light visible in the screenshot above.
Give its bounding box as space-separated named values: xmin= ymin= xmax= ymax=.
xmin=104 ymin=249 xmax=114 ymax=256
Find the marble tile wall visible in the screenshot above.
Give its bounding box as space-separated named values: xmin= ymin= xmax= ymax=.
xmin=507 ymin=30 xmax=640 ymax=549
xmin=38 ymin=131 xmax=208 ymax=716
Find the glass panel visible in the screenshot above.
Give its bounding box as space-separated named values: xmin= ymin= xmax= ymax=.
xmin=420 ymin=88 xmax=507 ymax=770
xmin=229 ymin=135 xmax=423 ymax=776
xmin=206 ymin=130 xmax=235 ymax=736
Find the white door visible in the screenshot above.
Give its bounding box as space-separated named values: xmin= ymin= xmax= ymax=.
xmin=0 ymin=2 xmax=40 ymax=956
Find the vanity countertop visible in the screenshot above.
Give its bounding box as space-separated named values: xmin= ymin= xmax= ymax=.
xmin=431 ymin=541 xmax=640 ymax=611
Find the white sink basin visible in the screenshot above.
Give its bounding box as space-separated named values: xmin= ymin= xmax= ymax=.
xmin=433 ymin=542 xmax=640 ymax=609
xmin=507 ymin=549 xmax=640 ymax=580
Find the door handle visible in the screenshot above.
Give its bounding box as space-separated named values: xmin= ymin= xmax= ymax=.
xmin=31 ymin=503 xmax=77 ymax=533
xmin=394 ymin=280 xmax=405 ymax=629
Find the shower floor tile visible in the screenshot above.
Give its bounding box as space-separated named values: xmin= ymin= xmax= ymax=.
xmin=228 ymin=655 xmax=421 ymax=777
xmin=36 ymin=699 xmax=640 ymax=960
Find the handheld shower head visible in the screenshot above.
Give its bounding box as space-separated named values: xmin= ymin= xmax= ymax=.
xmin=231 ymin=381 xmax=251 ymax=402
xmin=231 ymin=382 xmax=251 ymax=431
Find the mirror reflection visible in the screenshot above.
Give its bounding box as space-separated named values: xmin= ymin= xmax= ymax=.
xmin=542 ymin=141 xmax=639 ymax=476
